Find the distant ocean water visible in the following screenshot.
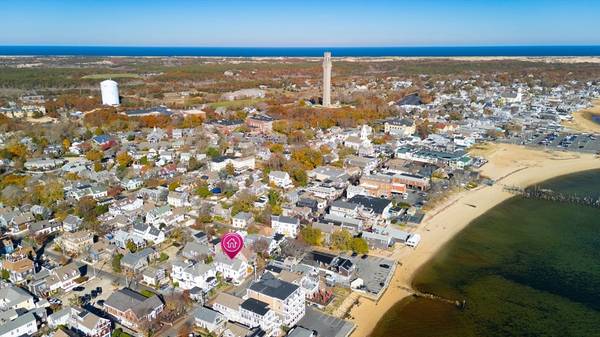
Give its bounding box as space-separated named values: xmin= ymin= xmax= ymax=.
xmin=1 ymin=45 xmax=600 ymax=57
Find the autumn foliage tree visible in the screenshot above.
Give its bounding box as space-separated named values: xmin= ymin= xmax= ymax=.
xmin=83 ymin=108 xmax=128 ymax=129
xmin=116 ymin=151 xmax=132 ymax=168
xmin=331 ymin=229 xmax=353 ymax=251
xmin=300 ymin=226 xmax=323 ymax=246
xmin=85 ymin=150 xmax=103 ymax=162
xmin=291 ymin=148 xmax=323 ymax=169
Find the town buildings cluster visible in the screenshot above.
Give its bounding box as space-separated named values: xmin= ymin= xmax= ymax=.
xmin=0 ymin=55 xmax=599 ymax=337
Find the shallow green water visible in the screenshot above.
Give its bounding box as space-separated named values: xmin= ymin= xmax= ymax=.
xmin=371 ymin=170 xmax=600 ymax=337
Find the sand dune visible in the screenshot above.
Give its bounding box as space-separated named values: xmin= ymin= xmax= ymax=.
xmin=348 ymin=143 xmax=600 ymax=337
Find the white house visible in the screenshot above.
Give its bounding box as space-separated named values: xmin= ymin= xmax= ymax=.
xmin=232 ymin=212 xmax=253 ymax=229
xmin=62 ymin=215 xmax=83 ymax=232
xmin=209 ymin=156 xmax=256 ymax=173
xmin=0 ymin=286 xmax=35 ymax=311
xmin=239 ymin=298 xmax=280 ymax=336
xmin=145 ymin=205 xmax=172 ymax=225
xmin=167 ymin=191 xmax=189 ymax=207
xmin=0 ymin=312 xmax=38 ymax=337
xmin=246 ymin=275 xmax=305 ymax=327
xmin=194 ymin=306 xmax=225 ymax=334
xmin=384 ymin=118 xmax=415 ymax=137
xmin=212 ymin=293 xmax=243 ymax=323
xmin=132 ymin=223 xmax=166 ymax=245
xmin=214 ymin=252 xmax=250 ymax=285
xmin=270 ymin=215 xmax=300 ymax=238
xmin=122 ymin=179 xmax=143 ymax=191
xmin=329 ymin=200 xmax=359 ymax=218
xmin=170 ymin=259 xmax=217 ymax=292
xmin=109 ymin=197 xmax=143 ymax=216
xmin=46 ymin=263 xmax=81 ymax=292
xmin=49 ymin=307 xmax=111 ymax=337
xmin=268 ymin=171 xmax=294 ymax=189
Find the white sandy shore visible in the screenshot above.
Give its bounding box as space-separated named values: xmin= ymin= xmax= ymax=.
xmin=562 ymin=99 xmax=600 ymax=133
xmin=348 ymin=143 xmax=600 ymax=337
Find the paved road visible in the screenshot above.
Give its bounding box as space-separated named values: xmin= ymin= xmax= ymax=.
xmin=43 ymin=245 xmax=155 ymax=292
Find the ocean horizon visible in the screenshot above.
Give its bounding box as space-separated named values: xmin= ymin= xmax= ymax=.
xmin=1 ymin=45 xmax=600 ymax=57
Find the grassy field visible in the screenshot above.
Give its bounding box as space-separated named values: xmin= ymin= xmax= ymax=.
xmin=81 ymin=73 xmax=141 ymax=80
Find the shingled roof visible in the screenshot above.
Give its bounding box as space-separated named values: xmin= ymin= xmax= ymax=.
xmin=104 ymin=288 xmax=163 ymax=319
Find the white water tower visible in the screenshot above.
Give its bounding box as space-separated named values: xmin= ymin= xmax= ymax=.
xmin=100 ymin=79 xmax=120 ymax=106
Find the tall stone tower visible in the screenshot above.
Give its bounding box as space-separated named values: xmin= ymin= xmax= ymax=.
xmin=322 ymin=51 xmax=332 ymax=107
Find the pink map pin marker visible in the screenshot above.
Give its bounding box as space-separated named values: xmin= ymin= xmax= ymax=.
xmin=221 ymin=233 xmax=244 ymax=259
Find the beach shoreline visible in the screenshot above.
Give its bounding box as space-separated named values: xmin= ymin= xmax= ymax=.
xmin=562 ymin=99 xmax=600 ymax=133
xmin=348 ymin=143 xmax=600 ymax=337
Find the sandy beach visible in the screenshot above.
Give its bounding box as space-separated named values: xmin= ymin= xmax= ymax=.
xmin=348 ymin=143 xmax=600 ymax=337
xmin=562 ymin=99 xmax=600 ymax=133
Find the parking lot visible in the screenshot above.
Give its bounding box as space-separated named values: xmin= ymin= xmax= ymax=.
xmin=298 ymin=307 xmax=355 ymax=337
xmin=56 ymin=273 xmax=116 ymax=308
xmin=506 ymin=131 xmax=600 ymax=153
xmin=347 ymin=254 xmax=395 ymax=296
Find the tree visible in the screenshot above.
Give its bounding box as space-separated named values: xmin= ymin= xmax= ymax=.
xmin=268 ymin=190 xmax=281 ymax=207
xmin=269 ymin=143 xmax=284 ymax=153
xmin=196 ymin=182 xmax=212 ymax=198
xmin=170 ymin=227 xmax=188 ymax=244
xmin=205 ymin=147 xmax=220 ymax=158
xmin=225 ymin=162 xmax=235 ymax=176
xmin=330 ymin=229 xmax=352 ymax=251
xmin=112 ymin=254 xmax=123 ymax=273
xmin=288 ymin=166 xmax=307 ymax=187
xmin=168 ymin=181 xmax=180 ymax=191
xmin=1 ymin=185 xmax=25 ymax=207
xmin=6 ymin=143 xmax=28 ymax=160
xmin=85 ymin=150 xmax=103 ymax=162
xmin=416 ymin=120 xmax=433 ymax=139
xmin=116 ymin=151 xmax=132 ymax=168
xmin=188 ymin=157 xmax=202 ymax=171
xmin=62 ymin=138 xmax=71 ymax=151
xmin=76 ymin=196 xmax=97 ymax=221
xmin=291 ymin=148 xmax=323 ymax=169
xmin=252 ymin=238 xmax=271 ymax=257
xmin=1 ymin=269 xmax=9 ymax=281
xmin=300 ymin=227 xmax=323 ymax=246
xmin=231 ymin=192 xmax=255 ymax=216
xmin=350 ymin=237 xmax=369 ymax=254
xmin=38 ymin=180 xmax=64 ymax=206
xmin=68 ymin=295 xmax=82 ymax=307
xmin=158 ymin=252 xmax=169 ymax=262
xmin=93 ymin=162 xmax=102 ymax=172
xmin=126 ymin=240 xmax=138 ymax=253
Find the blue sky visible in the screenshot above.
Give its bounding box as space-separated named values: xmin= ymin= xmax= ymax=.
xmin=2 ymin=0 xmax=599 ymax=46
